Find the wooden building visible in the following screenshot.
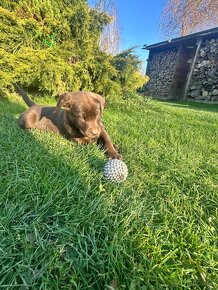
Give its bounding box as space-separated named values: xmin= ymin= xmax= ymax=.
xmin=144 ymin=27 xmax=218 ymax=102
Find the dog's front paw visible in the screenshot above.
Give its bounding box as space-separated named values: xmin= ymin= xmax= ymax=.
xmin=107 ymin=147 xmax=123 ymax=160
xmin=110 ymin=152 xmax=123 ymax=160
xmin=72 ymin=137 xmax=92 ymax=145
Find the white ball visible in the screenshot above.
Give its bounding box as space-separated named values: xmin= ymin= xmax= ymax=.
xmin=103 ymin=159 xmax=128 ymax=183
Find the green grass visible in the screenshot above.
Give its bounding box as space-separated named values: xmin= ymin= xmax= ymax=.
xmin=0 ymin=94 xmax=217 ymax=289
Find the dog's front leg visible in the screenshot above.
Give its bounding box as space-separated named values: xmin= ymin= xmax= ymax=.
xmin=98 ymin=127 xmax=122 ymax=160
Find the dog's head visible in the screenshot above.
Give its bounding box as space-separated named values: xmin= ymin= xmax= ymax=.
xmin=56 ymin=91 xmax=105 ymax=139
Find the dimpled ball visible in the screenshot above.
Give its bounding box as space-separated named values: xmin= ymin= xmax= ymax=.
xmin=103 ymin=159 xmax=128 ymax=183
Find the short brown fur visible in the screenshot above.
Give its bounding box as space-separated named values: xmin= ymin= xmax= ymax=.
xmin=13 ymin=83 xmax=121 ymax=160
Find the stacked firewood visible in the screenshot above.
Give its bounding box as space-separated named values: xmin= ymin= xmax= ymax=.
xmin=147 ymin=49 xmax=178 ymax=97
xmin=187 ymin=38 xmax=218 ymax=101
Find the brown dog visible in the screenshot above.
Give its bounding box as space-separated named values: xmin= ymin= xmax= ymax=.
xmin=13 ymin=83 xmax=121 ymax=159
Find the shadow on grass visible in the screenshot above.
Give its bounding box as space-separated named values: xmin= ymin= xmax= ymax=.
xmin=158 ymin=99 xmax=218 ymax=113
xmin=0 ymin=97 xmax=114 ymax=288
xmin=0 ymin=94 xmax=27 ymax=115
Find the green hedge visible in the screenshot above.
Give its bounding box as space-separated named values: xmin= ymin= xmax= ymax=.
xmin=0 ymin=1 xmax=148 ymax=97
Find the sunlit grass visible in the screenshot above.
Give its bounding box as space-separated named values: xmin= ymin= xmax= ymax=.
xmin=0 ymin=94 xmax=217 ymax=289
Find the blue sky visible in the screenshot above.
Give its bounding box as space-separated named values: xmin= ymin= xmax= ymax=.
xmin=116 ymin=0 xmax=166 ymax=71
xmin=89 ymin=0 xmax=166 ymax=72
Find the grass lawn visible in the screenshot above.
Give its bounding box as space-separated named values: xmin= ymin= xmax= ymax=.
xmin=0 ymin=94 xmax=217 ymax=289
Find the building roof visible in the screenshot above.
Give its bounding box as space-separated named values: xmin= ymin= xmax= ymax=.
xmin=143 ymin=26 xmax=218 ymax=50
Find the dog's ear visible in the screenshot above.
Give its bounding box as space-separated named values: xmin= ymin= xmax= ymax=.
xmin=56 ymin=92 xmax=74 ymax=110
xmin=93 ymin=93 xmax=105 ymax=114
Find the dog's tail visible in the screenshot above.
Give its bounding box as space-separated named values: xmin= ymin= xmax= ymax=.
xmin=13 ymin=83 xmax=36 ymax=107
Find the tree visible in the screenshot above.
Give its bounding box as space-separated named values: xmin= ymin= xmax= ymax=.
xmin=111 ymin=48 xmax=149 ymax=93
xmin=0 ymin=0 xmax=117 ymax=95
xmin=159 ymin=0 xmax=218 ymax=39
xmin=0 ymin=0 xmax=147 ymax=98
xmin=89 ymin=0 xmax=120 ymax=55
